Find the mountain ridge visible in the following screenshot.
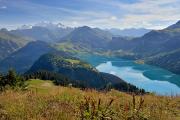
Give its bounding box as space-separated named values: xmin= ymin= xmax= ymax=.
xmin=0 ymin=29 xmax=30 ymax=60
xmin=0 ymin=41 xmax=57 ymax=73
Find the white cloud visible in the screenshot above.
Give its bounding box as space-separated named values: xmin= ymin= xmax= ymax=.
xmin=72 ymin=21 xmax=78 ymax=26
xmin=85 ymin=0 xmax=180 ymax=29
xmin=0 ymin=6 xmax=7 ymax=9
xmin=110 ymin=16 xmax=117 ymax=21
xmin=1 ymin=0 xmax=180 ymax=29
xmin=115 ymin=0 xmax=180 ymax=29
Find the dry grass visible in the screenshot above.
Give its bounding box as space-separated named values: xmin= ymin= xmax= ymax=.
xmin=0 ymin=79 xmax=180 ymax=120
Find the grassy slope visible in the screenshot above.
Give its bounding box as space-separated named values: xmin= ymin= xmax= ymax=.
xmin=54 ymin=42 xmax=92 ymax=54
xmin=27 ymin=79 xmax=56 ymax=93
xmin=0 ymin=79 xmax=180 ymax=120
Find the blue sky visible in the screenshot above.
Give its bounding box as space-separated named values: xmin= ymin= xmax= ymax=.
xmin=0 ymin=0 xmax=180 ymax=29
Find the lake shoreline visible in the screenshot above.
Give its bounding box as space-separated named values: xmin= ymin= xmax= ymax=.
xmin=77 ymin=54 xmax=180 ymax=95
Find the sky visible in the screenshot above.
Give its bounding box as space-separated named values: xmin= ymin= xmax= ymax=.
xmin=0 ymin=0 xmax=180 ymax=30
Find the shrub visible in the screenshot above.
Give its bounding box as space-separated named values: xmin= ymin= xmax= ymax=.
xmin=79 ymin=96 xmax=115 ymax=120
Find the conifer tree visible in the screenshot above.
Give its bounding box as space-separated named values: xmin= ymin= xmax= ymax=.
xmin=7 ymin=69 xmax=16 ymax=86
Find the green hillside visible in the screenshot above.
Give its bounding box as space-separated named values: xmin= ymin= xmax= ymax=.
xmin=26 ymin=53 xmax=142 ymax=92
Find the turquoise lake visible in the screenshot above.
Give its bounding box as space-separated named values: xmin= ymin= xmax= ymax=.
xmin=78 ymin=55 xmax=180 ymax=95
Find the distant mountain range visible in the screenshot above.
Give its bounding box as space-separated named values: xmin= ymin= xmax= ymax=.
xmin=0 ymin=20 xmax=180 ymax=75
xmin=11 ymin=22 xmax=73 ymax=43
xmin=106 ymin=28 xmax=151 ymax=37
xmin=0 ymin=29 xmax=30 ymax=60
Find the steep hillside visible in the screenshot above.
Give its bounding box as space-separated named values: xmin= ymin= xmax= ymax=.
xmin=0 ymin=41 xmax=58 ymax=73
xmin=0 ymin=29 xmax=30 ymax=60
xmin=126 ymin=20 xmax=179 ymax=56
xmin=134 ymin=20 xmax=180 ymax=74
xmin=132 ymin=29 xmax=180 ymax=57
xmin=146 ymin=49 xmax=180 ymax=74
